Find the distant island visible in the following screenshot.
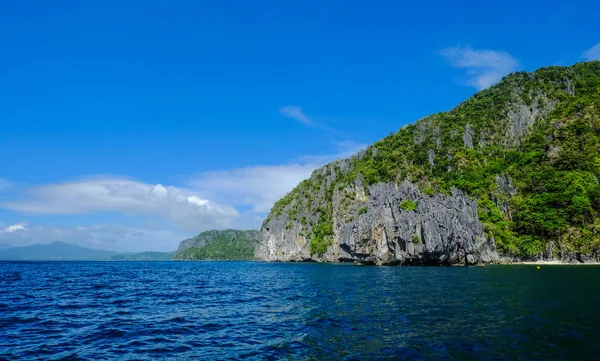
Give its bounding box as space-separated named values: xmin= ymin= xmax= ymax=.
xmin=0 ymin=242 xmax=117 ymax=261
xmin=173 ymin=230 xmax=260 ymax=261
xmin=0 ymin=242 xmax=173 ymax=261
xmin=0 ymin=230 xmax=260 ymax=261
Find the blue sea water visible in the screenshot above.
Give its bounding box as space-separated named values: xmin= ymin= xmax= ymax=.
xmin=1 ymin=261 xmax=599 ymax=360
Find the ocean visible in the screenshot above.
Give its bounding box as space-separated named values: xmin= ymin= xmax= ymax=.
xmin=1 ymin=261 xmax=599 ymax=360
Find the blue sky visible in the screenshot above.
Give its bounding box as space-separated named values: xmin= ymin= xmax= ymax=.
xmin=1 ymin=0 xmax=599 ymax=251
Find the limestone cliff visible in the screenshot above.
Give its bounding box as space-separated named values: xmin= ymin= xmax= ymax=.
xmin=257 ymin=180 xmax=498 ymax=265
xmin=258 ymin=62 xmax=600 ymax=264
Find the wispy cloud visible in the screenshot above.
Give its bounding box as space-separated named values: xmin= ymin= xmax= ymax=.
xmin=0 ymin=179 xmax=13 ymax=193
xmin=582 ymin=43 xmax=600 ymax=61
xmin=187 ymin=140 xmax=367 ymax=214
xmin=280 ymin=106 xmax=312 ymax=125
xmin=441 ymin=46 xmax=520 ymax=90
xmin=0 ymin=178 xmax=238 ymax=231
xmin=279 ymin=105 xmax=344 ymax=135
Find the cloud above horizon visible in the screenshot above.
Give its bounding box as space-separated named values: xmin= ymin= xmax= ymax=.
xmin=582 ymin=43 xmax=600 ymax=61
xmin=0 ymin=141 xmax=367 ymax=250
xmin=0 ymin=223 xmax=27 ymax=234
xmin=0 ymin=178 xmax=238 ymax=231
xmin=441 ymin=46 xmax=520 ymax=90
xmin=188 ymin=140 xmax=367 ymax=214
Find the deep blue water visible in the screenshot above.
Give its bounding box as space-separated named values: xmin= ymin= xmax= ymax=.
xmin=1 ymin=262 xmax=599 ymax=360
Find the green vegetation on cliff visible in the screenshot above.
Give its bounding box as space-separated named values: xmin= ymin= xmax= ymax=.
xmin=265 ymin=61 xmax=600 ymax=258
xmin=174 ymin=230 xmax=260 ymax=260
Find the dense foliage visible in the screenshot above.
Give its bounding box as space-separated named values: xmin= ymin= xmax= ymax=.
xmin=266 ymin=62 xmax=600 ymax=258
xmin=174 ymin=230 xmax=259 ymax=261
xmin=400 ymin=199 xmax=418 ymax=211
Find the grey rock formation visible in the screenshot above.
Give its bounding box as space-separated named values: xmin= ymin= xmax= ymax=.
xmin=478 ymin=128 xmax=489 ymax=148
xmin=433 ymin=126 xmax=442 ymax=149
xmin=506 ymin=91 xmax=556 ymax=142
xmin=495 ymin=174 xmax=517 ymax=198
xmin=463 ymin=123 xmax=474 ymax=149
xmin=507 ymin=102 xmax=535 ymax=139
xmin=176 ymin=236 xmax=207 ymax=254
xmin=257 ymin=180 xmax=499 ymax=265
xmin=427 ymin=149 xmax=435 ymax=167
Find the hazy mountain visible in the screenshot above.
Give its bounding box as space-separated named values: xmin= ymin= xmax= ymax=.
xmin=0 ymin=241 xmax=116 ymax=261
xmin=0 ymin=243 xmax=12 ymax=251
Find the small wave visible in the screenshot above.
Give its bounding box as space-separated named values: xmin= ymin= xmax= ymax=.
xmin=166 ymin=316 xmax=188 ymax=323
xmin=111 ymin=299 xmax=129 ymax=305
xmin=199 ymin=323 xmax=227 ymax=332
xmin=0 ymin=271 xmax=22 ymax=282
xmin=82 ymin=328 xmax=127 ymax=342
xmin=54 ymin=353 xmax=87 ymax=361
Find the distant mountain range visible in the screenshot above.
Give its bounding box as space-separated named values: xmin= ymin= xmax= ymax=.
xmin=0 ymin=242 xmax=116 ymax=260
xmin=0 ymin=242 xmax=174 ymax=261
xmin=0 ymin=230 xmax=263 ymax=261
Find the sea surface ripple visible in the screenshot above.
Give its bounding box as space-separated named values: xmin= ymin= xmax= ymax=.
xmin=1 ymin=261 xmax=599 ymax=360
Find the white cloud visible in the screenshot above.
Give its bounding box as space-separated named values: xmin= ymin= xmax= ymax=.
xmin=189 ymin=164 xmax=317 ymax=213
xmin=0 ymin=178 xmax=238 ymax=231
xmin=188 ymin=141 xmax=367 ymax=214
xmin=0 ymin=142 xmax=367 ymax=249
xmin=0 ymin=223 xmax=184 ymax=252
xmin=441 ymin=46 xmax=520 ymax=90
xmin=0 ymin=224 xmax=27 ymax=234
xmin=582 ymin=43 xmax=600 ymax=61
xmin=280 ymin=106 xmax=312 ymax=125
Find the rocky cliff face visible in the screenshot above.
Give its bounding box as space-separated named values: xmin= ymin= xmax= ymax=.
xmin=257 ymin=62 xmax=600 ymax=265
xmin=255 ymin=173 xmax=499 ymax=265
xmin=257 ymin=180 xmax=498 ymax=265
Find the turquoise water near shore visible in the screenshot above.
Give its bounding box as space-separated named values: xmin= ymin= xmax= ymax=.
xmin=1 ymin=261 xmax=599 ymax=360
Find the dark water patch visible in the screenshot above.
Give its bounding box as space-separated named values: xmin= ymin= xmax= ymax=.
xmin=53 ymin=354 xmax=86 ymax=361
xmin=0 ymin=270 xmax=22 ymax=282
xmin=82 ymin=327 xmax=127 ymax=342
xmin=0 ymin=261 xmax=599 ymax=360
xmin=165 ymin=316 xmax=187 ymax=323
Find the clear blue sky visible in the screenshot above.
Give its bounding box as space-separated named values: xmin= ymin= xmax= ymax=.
xmin=1 ymin=0 xmax=599 ymax=251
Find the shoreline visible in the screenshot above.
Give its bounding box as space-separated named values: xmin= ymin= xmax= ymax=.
xmin=494 ymin=260 xmax=600 ymax=266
